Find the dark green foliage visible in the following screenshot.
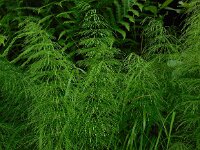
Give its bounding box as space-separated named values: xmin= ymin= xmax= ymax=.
xmin=0 ymin=0 xmax=199 ymax=150
xmin=172 ymin=1 xmax=200 ymax=149
xmin=0 ymin=58 xmax=28 ymax=149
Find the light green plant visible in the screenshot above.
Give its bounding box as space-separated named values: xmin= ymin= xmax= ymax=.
xmin=120 ymin=53 xmax=165 ymax=150
xmin=69 ymin=8 xmax=122 ymax=149
xmin=143 ymin=17 xmax=179 ymax=58
xmin=0 ymin=0 xmax=200 ymax=150
xmin=2 ymin=18 xmax=79 ymax=149
xmin=173 ymin=0 xmax=200 ymax=149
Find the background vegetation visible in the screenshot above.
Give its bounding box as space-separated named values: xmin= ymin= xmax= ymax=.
xmin=0 ymin=0 xmax=199 ymax=149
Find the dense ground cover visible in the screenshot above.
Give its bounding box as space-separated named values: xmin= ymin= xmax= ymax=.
xmin=0 ymin=0 xmax=200 ymax=149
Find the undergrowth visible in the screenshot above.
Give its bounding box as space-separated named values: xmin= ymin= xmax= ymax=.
xmin=0 ymin=0 xmax=199 ymax=149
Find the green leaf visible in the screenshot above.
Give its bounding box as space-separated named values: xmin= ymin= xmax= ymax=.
xmin=63 ymin=21 xmax=75 ymax=25
xmin=144 ymin=6 xmax=158 ymax=15
xmin=115 ymin=27 xmax=126 ymax=39
xmin=0 ymin=35 xmax=6 ymax=46
xmin=58 ymin=30 xmax=68 ymax=40
xmin=160 ymin=0 xmax=174 ymax=10
xmin=56 ymin=11 xmax=73 ymax=19
xmin=38 ymin=15 xmax=53 ymax=24
xmin=133 ymin=2 xmax=144 ymax=11
xmin=164 ymin=7 xmax=182 ymax=13
xmin=129 ymin=9 xmax=139 ymax=17
xmin=178 ymin=1 xmax=191 ymax=8
xmin=119 ymin=21 xmax=130 ymax=31
xmin=124 ymin=15 xmax=135 ymax=23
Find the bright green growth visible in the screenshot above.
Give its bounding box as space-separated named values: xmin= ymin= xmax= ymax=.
xmin=0 ymin=0 xmax=200 ymax=150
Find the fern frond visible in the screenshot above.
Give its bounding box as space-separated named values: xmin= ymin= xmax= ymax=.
xmin=143 ymin=17 xmax=179 ymax=59
xmin=71 ymin=9 xmax=121 ymax=149
xmin=120 ymin=53 xmax=165 ymax=149
xmin=102 ymin=0 xmax=142 ymax=39
xmin=78 ymin=9 xmax=118 ymax=63
xmin=2 ymin=18 xmax=78 ymax=149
